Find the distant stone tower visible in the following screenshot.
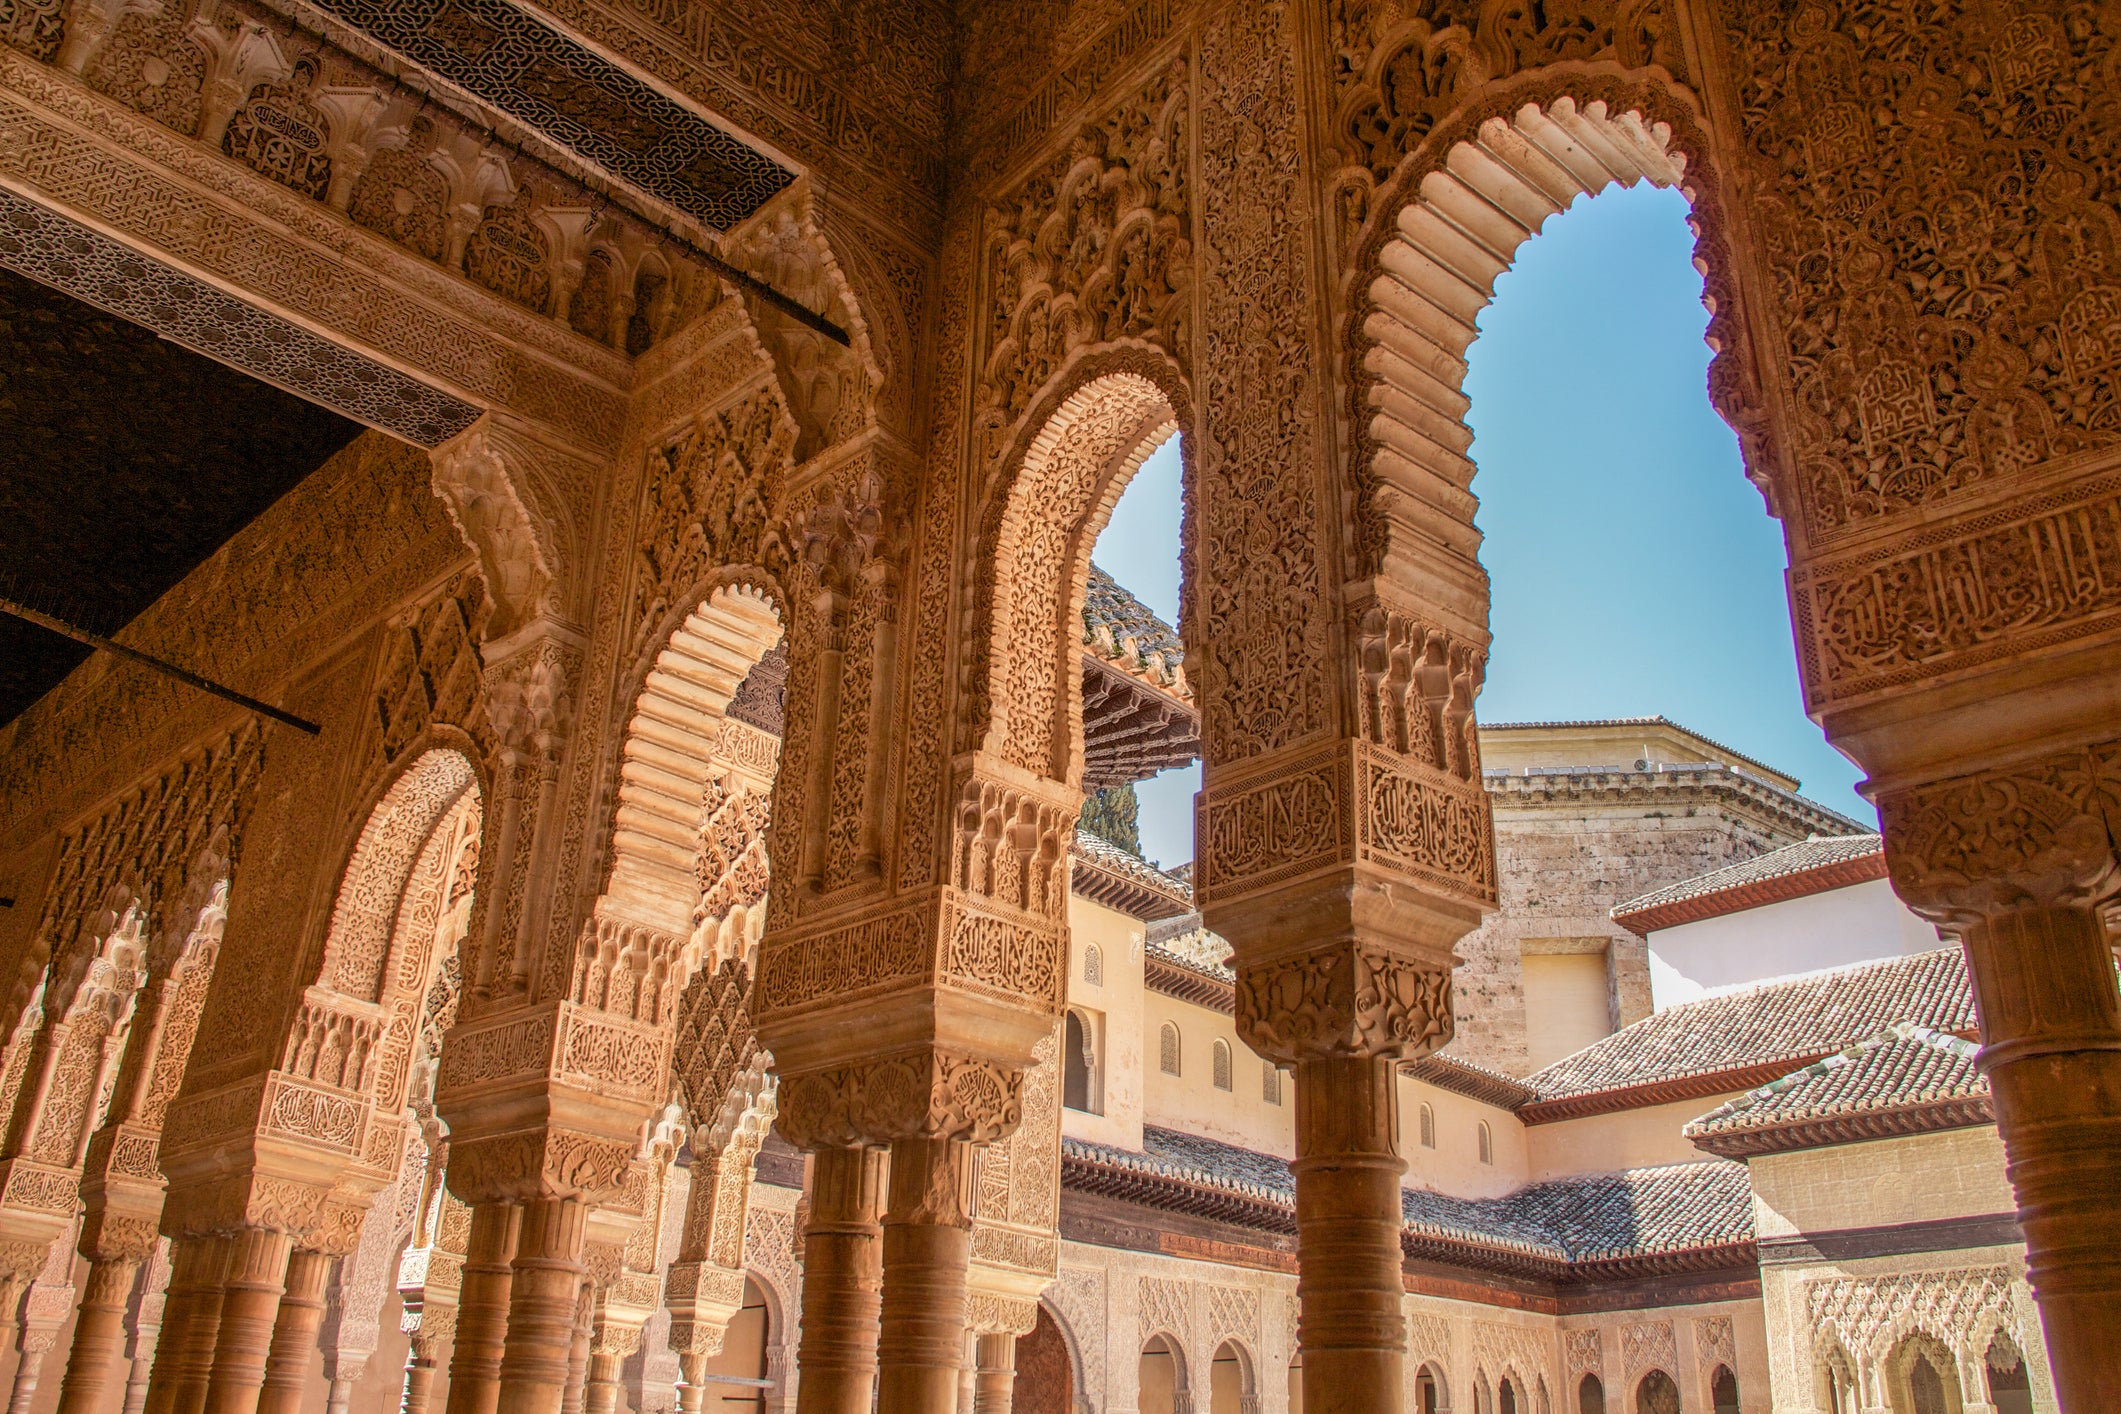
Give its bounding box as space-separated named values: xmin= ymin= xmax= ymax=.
xmin=1453 ymin=719 xmax=1866 ymax=1075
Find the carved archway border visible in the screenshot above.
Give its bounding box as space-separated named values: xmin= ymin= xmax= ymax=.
xmin=1338 ymin=65 xmax=1768 ymax=587
xmin=1035 ymin=1294 xmax=1096 ymax=1411
xmin=959 ymin=340 xmax=1195 ymax=786
xmin=313 ymin=741 xmax=484 ymax=1007
xmin=595 ymin=577 xmax=787 ymax=943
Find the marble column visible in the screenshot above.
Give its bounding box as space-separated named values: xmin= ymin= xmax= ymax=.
xmin=1880 ymin=755 xmax=2121 ymax=1414
xmin=257 ymin=1249 xmax=332 ymax=1414
xmin=445 ymin=1203 xmax=521 ymax=1414
xmin=201 ymin=1227 xmax=294 ymax=1414
xmin=1292 ymin=1057 xmax=1406 ymax=1414
xmin=400 ymin=1331 xmax=445 ymax=1414
xmin=55 ymin=1256 xmax=138 ymax=1414
xmin=495 ymin=1198 xmax=587 ymax=1414
xmin=876 ymin=1136 xmax=972 ymax=1414
xmin=792 ymin=1146 xmax=886 ymax=1414
xmin=1953 ymin=901 xmax=2121 ymax=1411
xmin=973 ymin=1332 xmax=1016 ymax=1413
xmin=145 ymin=1236 xmax=229 ymax=1414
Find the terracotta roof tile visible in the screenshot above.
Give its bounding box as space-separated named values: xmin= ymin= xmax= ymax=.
xmin=1082 ymin=564 xmax=1181 ymax=664
xmin=1684 ymin=1025 xmax=1991 ymax=1157
xmin=1612 ymin=833 xmax=1888 ymax=932
xmin=1071 ymin=829 xmax=1194 ymax=919
xmin=1522 ymin=948 xmax=1974 ymax=1108
xmin=1063 ymin=1127 xmax=1753 ymax=1264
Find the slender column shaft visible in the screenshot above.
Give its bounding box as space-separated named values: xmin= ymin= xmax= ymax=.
xmin=445 ymin=1203 xmax=521 ymax=1414
xmin=9 ymin=1330 xmax=57 ymax=1414
xmin=1959 ymin=902 xmax=2121 ymax=1412
xmin=675 ymin=1352 xmax=709 ymax=1414
xmin=877 ymin=1136 xmax=973 ymax=1414
xmin=793 ymin=1146 xmax=886 ymax=1414
xmin=558 ymin=1289 xmax=590 ymax=1414
xmin=55 ymin=1256 xmax=139 ymax=1414
xmin=495 ymin=1198 xmax=587 ymax=1414
xmin=973 ymin=1332 xmax=1016 ymax=1414
xmin=146 ymin=1236 xmax=229 ymax=1414
xmin=400 ymin=1334 xmax=441 ymax=1414
xmin=256 ymin=1249 xmax=331 ymax=1414
xmin=1292 ymin=1055 xmax=1406 ymax=1414
xmin=582 ymin=1352 xmax=623 ymax=1414
xmin=201 ymin=1228 xmax=294 ymax=1414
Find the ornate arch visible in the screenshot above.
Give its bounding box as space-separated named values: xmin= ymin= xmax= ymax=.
xmin=1036 ymin=1293 xmax=1096 ymax=1412
xmin=601 ymin=583 xmax=785 ymax=946
xmin=961 ymin=348 xmax=1191 ymax=791
xmin=315 ymin=747 xmax=480 ymax=1006
xmin=1345 ymin=90 xmax=1738 ymax=591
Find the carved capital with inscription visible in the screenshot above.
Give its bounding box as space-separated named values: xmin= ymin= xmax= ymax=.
xmin=1878 ymin=746 xmax=2121 ymax=930
xmin=776 ymin=1048 xmax=1023 ymax=1150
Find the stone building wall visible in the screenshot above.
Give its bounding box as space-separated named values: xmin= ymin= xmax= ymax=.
xmin=1450 ymin=769 xmax=1862 ymax=1077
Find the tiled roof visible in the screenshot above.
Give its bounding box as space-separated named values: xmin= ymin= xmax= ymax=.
xmin=1519 ymin=948 xmax=1974 ymax=1119
xmin=1062 ymin=1127 xmax=1753 ymax=1278
xmin=1083 ymin=564 xmax=1182 ymax=666
xmin=1685 ymin=1025 xmax=1992 ymax=1158
xmin=1071 ymin=829 xmax=1194 ymax=920
xmin=1613 ymin=833 xmax=1889 ymax=933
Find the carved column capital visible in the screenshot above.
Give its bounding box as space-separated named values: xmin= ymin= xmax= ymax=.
xmin=442 ymin=1127 xmax=636 ymax=1208
xmin=1878 ymin=746 xmax=2121 ymax=930
xmin=776 ymin=1049 xmax=1023 ymax=1151
xmin=1237 ymin=943 xmax=1453 ymax=1065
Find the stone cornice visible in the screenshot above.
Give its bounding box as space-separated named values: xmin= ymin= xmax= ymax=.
xmin=0 ymin=52 xmax=629 ymax=452
xmin=1485 ymin=764 xmax=1865 ymax=839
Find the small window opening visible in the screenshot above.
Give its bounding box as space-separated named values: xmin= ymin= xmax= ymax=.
xmin=1419 ymin=1103 xmax=1435 ymax=1149
xmin=1477 ymin=1120 xmax=1493 ymax=1165
xmin=1212 ymin=1038 xmax=1233 ymax=1091
xmin=1159 ymin=1021 xmax=1180 ymax=1077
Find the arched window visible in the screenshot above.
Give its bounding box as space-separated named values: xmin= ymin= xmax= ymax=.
xmin=1578 ymin=1374 xmax=1605 ymax=1414
xmin=1416 ymin=1365 xmax=1448 ymax=1414
xmin=1212 ymin=1038 xmax=1233 ymax=1091
xmin=1263 ymin=1065 xmax=1282 ymax=1106
xmin=1500 ymin=1378 xmax=1518 ymax=1414
xmin=1634 ymin=1371 xmax=1679 ymax=1414
xmin=1477 ymin=1120 xmax=1493 ymax=1165
xmin=1908 ymin=1352 xmax=1949 ymax=1414
xmin=1419 ymin=1103 xmax=1436 ymax=1149
xmin=1711 ymin=1367 xmax=1738 ymax=1414
xmin=1063 ymin=1009 xmax=1098 ymax=1114
xmin=1159 ymin=1022 xmax=1181 ymax=1076
xmin=1986 ymin=1334 xmax=2033 ymax=1414
xmin=1083 ymin=942 xmax=1103 ymax=987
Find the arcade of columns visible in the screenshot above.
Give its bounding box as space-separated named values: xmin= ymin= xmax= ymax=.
xmin=0 ymin=0 xmax=2116 ymax=1411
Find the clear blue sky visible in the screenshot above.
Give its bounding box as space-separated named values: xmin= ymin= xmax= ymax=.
xmin=1093 ymin=183 xmax=1873 ymax=867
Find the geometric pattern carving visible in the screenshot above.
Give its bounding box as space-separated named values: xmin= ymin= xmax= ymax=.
xmin=1622 ymin=1320 xmax=1677 ymax=1379
xmin=298 ymin=0 xmax=793 ymax=229
xmin=1803 ymin=1266 xmax=2017 ymax=1365
xmin=0 ymin=187 xmax=480 ymax=447
xmin=1565 ymin=1327 xmax=1604 ymax=1378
